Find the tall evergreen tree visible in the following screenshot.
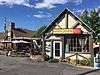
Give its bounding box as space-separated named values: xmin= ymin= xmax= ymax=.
xmin=89 ymin=9 xmax=100 ymax=32
xmin=80 ymin=10 xmax=90 ymax=25
xmin=80 ymin=9 xmax=100 ymax=36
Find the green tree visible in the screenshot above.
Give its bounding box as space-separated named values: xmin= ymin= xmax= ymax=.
xmin=33 ymin=26 xmax=47 ymax=37
xmin=80 ymin=9 xmax=100 ymax=41
xmin=80 ymin=10 xmax=90 ymax=26
xmin=89 ymin=9 xmax=100 ymax=33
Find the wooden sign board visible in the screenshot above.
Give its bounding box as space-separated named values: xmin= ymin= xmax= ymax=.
xmin=53 ymin=28 xmax=81 ymax=34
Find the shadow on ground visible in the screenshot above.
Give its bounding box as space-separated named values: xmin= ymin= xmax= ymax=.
xmin=78 ymin=69 xmax=100 ymax=75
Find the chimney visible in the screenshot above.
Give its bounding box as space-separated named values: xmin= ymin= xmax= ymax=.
xmin=11 ymin=22 xmax=15 ymax=29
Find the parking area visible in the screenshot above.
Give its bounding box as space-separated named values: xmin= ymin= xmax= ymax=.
xmin=0 ymin=55 xmax=100 ymax=75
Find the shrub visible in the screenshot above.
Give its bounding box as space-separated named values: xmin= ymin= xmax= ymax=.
xmin=79 ymin=59 xmax=91 ymax=66
xmin=70 ymin=59 xmax=77 ymax=65
xmin=66 ymin=58 xmax=91 ymax=66
xmin=42 ymin=54 xmax=49 ymax=61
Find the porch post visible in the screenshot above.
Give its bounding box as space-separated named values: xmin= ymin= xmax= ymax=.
xmin=89 ymin=33 xmax=94 ymax=66
xmin=51 ymin=40 xmax=53 ymax=59
xmin=42 ymin=34 xmax=45 ymax=55
xmin=62 ymin=36 xmax=65 ymax=59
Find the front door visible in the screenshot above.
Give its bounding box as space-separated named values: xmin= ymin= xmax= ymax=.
xmin=53 ymin=41 xmax=62 ymax=59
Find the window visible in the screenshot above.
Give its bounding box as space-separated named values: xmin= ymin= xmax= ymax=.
xmin=67 ymin=36 xmax=89 ymax=52
xmin=69 ymin=37 xmax=81 ymax=52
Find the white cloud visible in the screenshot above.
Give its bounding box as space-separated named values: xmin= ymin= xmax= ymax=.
xmin=34 ymin=0 xmax=68 ymax=9
xmin=72 ymin=0 xmax=82 ymax=5
xmin=0 ymin=0 xmax=83 ymax=8
xmin=33 ymin=14 xmax=44 ymax=18
xmin=0 ymin=0 xmax=34 ymax=7
xmin=33 ymin=12 xmax=52 ymax=18
xmin=73 ymin=9 xmax=83 ymax=13
xmin=34 ymin=0 xmax=82 ymax=9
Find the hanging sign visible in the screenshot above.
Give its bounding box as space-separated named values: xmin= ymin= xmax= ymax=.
xmin=53 ymin=28 xmax=81 ymax=34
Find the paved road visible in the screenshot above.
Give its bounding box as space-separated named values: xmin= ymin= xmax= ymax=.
xmin=0 ymin=55 xmax=100 ymax=75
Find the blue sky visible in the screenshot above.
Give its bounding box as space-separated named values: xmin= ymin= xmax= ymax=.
xmin=0 ymin=0 xmax=100 ymax=32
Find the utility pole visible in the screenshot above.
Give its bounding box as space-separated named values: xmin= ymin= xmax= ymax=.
xmin=4 ymin=17 xmax=7 ymax=34
xmin=3 ymin=17 xmax=7 ymax=49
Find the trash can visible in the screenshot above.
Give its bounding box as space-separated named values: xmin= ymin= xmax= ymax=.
xmin=94 ymin=53 xmax=100 ymax=69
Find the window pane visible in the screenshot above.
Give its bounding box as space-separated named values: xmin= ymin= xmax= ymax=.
xmin=55 ymin=43 xmax=60 ymax=49
xmin=55 ymin=50 xmax=60 ymax=56
xmin=55 ymin=43 xmax=60 ymax=56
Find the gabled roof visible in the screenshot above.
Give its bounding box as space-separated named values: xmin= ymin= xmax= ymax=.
xmin=43 ymin=8 xmax=95 ymax=34
xmin=12 ymin=28 xmax=34 ymax=38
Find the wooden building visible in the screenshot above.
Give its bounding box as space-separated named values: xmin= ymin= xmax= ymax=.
xmin=6 ymin=22 xmax=33 ymax=40
xmin=43 ymin=9 xmax=95 ymax=60
xmin=0 ymin=22 xmax=34 ymax=50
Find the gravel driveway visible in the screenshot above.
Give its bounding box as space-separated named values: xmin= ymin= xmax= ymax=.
xmin=0 ymin=55 xmax=100 ymax=75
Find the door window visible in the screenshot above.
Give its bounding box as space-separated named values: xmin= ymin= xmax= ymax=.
xmin=55 ymin=43 xmax=60 ymax=56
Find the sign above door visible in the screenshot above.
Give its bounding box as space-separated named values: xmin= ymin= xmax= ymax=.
xmin=53 ymin=28 xmax=81 ymax=34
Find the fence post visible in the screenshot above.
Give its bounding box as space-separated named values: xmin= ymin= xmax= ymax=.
xmin=76 ymin=53 xmax=78 ymax=66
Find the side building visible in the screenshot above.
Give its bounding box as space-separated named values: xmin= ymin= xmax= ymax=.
xmin=0 ymin=22 xmax=34 ymax=51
